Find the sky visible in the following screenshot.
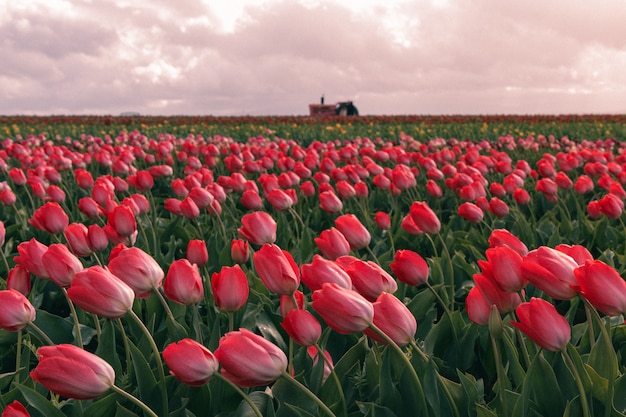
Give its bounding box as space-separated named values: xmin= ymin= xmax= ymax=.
xmin=1 ymin=0 xmax=625 ymax=116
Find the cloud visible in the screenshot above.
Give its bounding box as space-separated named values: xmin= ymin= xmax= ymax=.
xmin=0 ymin=0 xmax=624 ymax=115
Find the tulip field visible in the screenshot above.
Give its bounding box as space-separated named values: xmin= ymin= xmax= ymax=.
xmin=1 ymin=114 xmax=626 ymax=417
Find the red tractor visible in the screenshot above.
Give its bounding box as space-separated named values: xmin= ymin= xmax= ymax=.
xmin=309 ymin=96 xmax=359 ymax=117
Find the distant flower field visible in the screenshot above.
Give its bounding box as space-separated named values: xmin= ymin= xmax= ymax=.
xmin=0 ymin=114 xmax=625 ymax=417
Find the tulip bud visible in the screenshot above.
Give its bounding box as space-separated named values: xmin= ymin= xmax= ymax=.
xmin=42 ymin=244 xmax=84 ymax=288
xmin=2 ymin=400 xmax=30 ymax=417
xmin=363 ymin=292 xmax=417 ymax=347
xmin=68 ymin=266 xmax=135 ymax=319
xmin=253 ymin=244 xmax=300 ymax=295
xmin=0 ymin=289 xmax=36 ymax=331
xmin=238 ymin=212 xmax=277 ymax=245
xmin=14 ymin=239 xmax=49 ymax=279
xmin=211 ymin=265 xmax=249 ymax=312
xmin=281 ymin=309 xmax=322 ymax=347
xmin=409 ymin=201 xmax=440 ymax=234
xmin=374 ymin=211 xmax=391 ymax=231
xmin=230 ymin=239 xmax=249 ymax=264
xmin=64 ymin=223 xmax=93 ymax=257
xmin=389 ymin=249 xmax=429 ymax=286
xmin=312 ymin=283 xmax=374 ymax=334
xmin=29 ymin=202 xmax=69 ymax=234
xmin=107 ymin=205 xmax=136 ymax=237
xmin=573 ymin=260 xmax=626 ymax=316
xmin=7 ymin=265 xmax=31 ymax=296
xmin=214 ymin=328 xmax=288 ymax=387
xmin=510 ymin=298 xmax=570 ymax=351
xmin=163 ymin=338 xmax=218 ymax=386
xmin=314 ymin=227 xmax=351 ymax=260
xmin=163 ymin=259 xmax=204 ymax=305
xmin=334 ymin=214 xmax=371 ymax=250
xmin=30 ymin=344 xmax=115 ymax=399
xmin=107 ymin=247 xmax=164 ymax=298
xmin=187 ymin=239 xmax=209 ymax=266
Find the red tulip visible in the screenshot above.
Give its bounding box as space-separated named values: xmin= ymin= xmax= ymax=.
xmin=314 ymin=227 xmax=351 ymax=260
xmin=107 ymin=247 xmax=164 ymax=298
xmin=42 ymin=244 xmax=84 ymax=288
xmin=484 ymin=246 xmax=526 ymax=293
xmin=473 ymin=273 xmax=522 ymax=313
xmin=6 ymin=265 xmax=31 ymax=296
xmin=312 ymin=283 xmax=374 ymax=334
xmin=574 ymin=175 xmax=594 ymax=194
xmin=400 ymin=214 xmax=422 ymax=235
xmin=230 ymin=239 xmax=249 ymax=264
xmin=374 ymin=211 xmax=391 ymax=230
xmin=280 ymin=290 xmax=304 ymax=317
xmin=488 ymin=197 xmax=509 ymax=217
xmin=162 ymin=338 xmax=218 ymax=386
xmin=30 ymin=344 xmax=115 ymax=399
xmin=363 ymin=292 xmax=417 ymax=347
xmin=29 ymin=202 xmax=68 ymax=234
xmin=107 ymin=205 xmax=136 ymax=237
xmin=281 ymin=309 xmax=322 ymax=347
xmin=68 ymin=266 xmax=135 ymax=318
xmin=300 ymin=254 xmax=352 ymax=291
xmin=253 ymin=244 xmax=300 ymax=295
xmin=77 ymin=197 xmax=102 ymax=219
xmin=573 ymin=260 xmax=626 ymax=316
xmin=465 ymin=286 xmax=491 ymax=326
xmin=511 ymin=298 xmax=570 ymax=351
xmin=238 ymin=212 xmax=277 ymax=245
xmin=240 ymin=190 xmax=264 ymax=211
xmin=211 ymin=265 xmax=249 ymax=312
xmin=14 ymin=238 xmax=49 ymax=279
xmin=2 ymin=400 xmax=30 ymax=417
xmin=9 ymin=168 xmax=27 ymax=185
xmin=389 ymin=249 xmax=429 ymax=286
xmin=267 ymin=189 xmax=294 ymax=211
xmin=458 ymin=202 xmax=484 ymax=223
xmin=319 ymin=190 xmax=343 ymax=213
xmin=164 ymin=259 xmax=203 ymax=305
xmin=187 ymin=239 xmax=208 ymax=266
xmin=554 ymin=244 xmax=593 ymax=266
xmin=521 ymin=246 xmax=579 ymax=300
xmin=488 ymin=229 xmax=528 ymax=256
xmin=599 ymin=193 xmax=624 ymax=219
xmin=64 ymin=223 xmax=93 ymax=257
xmin=180 ymin=196 xmax=201 ymax=219
xmin=0 ymin=289 xmax=36 ymax=331
xmin=335 ymin=214 xmax=371 ymax=250
xmin=409 ymin=201 xmax=440 ymax=234
xmin=346 ymin=260 xmax=398 ymax=301
xmin=513 ymin=188 xmax=531 ymax=205
xmin=214 ymin=328 xmax=288 ymax=387
xmin=87 ymin=224 xmax=108 ymax=252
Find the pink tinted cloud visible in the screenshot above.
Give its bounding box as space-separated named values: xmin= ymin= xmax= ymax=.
xmin=0 ymin=0 xmax=624 ymax=115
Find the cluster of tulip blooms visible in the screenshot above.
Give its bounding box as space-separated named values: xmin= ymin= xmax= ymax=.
xmin=0 ymin=123 xmax=625 ymax=417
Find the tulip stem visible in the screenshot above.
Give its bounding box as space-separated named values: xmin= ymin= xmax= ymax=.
xmin=437 ymin=232 xmax=455 ymax=311
xmin=152 ymin=287 xmax=187 ymax=339
xmin=561 ymin=347 xmax=591 ymax=417
xmin=110 ymin=384 xmax=159 ymax=417
xmin=425 ymin=281 xmax=452 ymax=318
xmin=15 ymin=330 xmax=22 ymax=384
xmin=584 ymin=302 xmax=595 ymax=349
xmin=62 ymin=288 xmax=84 ymax=347
xmin=490 ymin=332 xmax=508 ymax=417
xmin=27 ymin=321 xmax=54 ymax=345
xmin=281 ymin=371 xmax=337 ymax=417
xmin=212 ymin=372 xmax=264 ymax=417
xmin=127 ymin=309 xmax=168 ymax=416
xmin=368 ymin=323 xmax=428 ymax=414
xmin=364 ymin=245 xmax=380 ymax=265
xmin=314 ymin=343 xmax=347 ymax=417
xmin=115 ymin=317 xmax=132 ymax=373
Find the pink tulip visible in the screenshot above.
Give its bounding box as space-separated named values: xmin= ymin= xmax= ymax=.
xmin=29 ymin=202 xmax=69 ymax=234
xmin=409 ymin=201 xmax=440 ymax=234
xmin=573 ymin=260 xmax=626 ymax=316
xmin=214 ymin=328 xmax=287 ymax=387
xmin=107 ymin=247 xmax=164 ymax=298
xmin=312 ymin=283 xmax=374 ymax=334
xmin=230 ymin=239 xmax=249 ymax=264
xmin=300 ymin=254 xmax=352 ymax=291
xmin=211 ymin=265 xmax=249 ymax=312
xmin=68 ymin=266 xmax=135 ymax=319
xmin=389 ymin=249 xmax=429 ymax=286
xmin=335 ymin=214 xmax=371 ymax=250
xmin=0 ymin=289 xmax=36 ymax=331
xmin=253 ymin=244 xmax=300 ymax=295
xmin=238 ymin=212 xmax=277 ymax=245
xmin=163 ymin=259 xmax=204 ymax=305
xmin=163 ymin=338 xmax=218 ymax=386
xmin=30 ymin=344 xmax=115 ymax=399
xmin=511 ymin=298 xmax=570 ymax=351
xmin=281 ymin=309 xmax=322 ymax=347
xmin=187 ymin=239 xmax=209 ymax=266
xmin=42 ymin=244 xmax=84 ymax=288
xmin=314 ymin=227 xmax=351 ymax=260
xmin=363 ymin=292 xmax=417 ymax=347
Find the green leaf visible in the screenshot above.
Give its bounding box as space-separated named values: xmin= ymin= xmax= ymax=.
xmin=16 ymin=383 xmax=66 ymax=417
xmin=255 ymin=311 xmax=287 ymax=352
xmin=234 ymin=391 xmax=274 ymax=417
xmin=530 ymin=352 xmax=565 ymax=417
xmin=30 ymin=309 xmax=74 ymax=344
xmin=615 ymin=373 xmax=626 ymax=413
xmin=127 ymin=340 xmax=162 ymax=416
xmin=95 ymin=320 xmax=123 ymax=382
xmin=83 ymin=393 xmax=119 ymax=417
xmin=114 ymin=403 xmax=141 ymax=417
xmin=475 ymin=403 xmax=498 ymax=417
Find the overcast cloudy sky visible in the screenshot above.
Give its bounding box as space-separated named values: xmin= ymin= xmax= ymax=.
xmin=2 ymin=0 xmax=625 ymax=116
